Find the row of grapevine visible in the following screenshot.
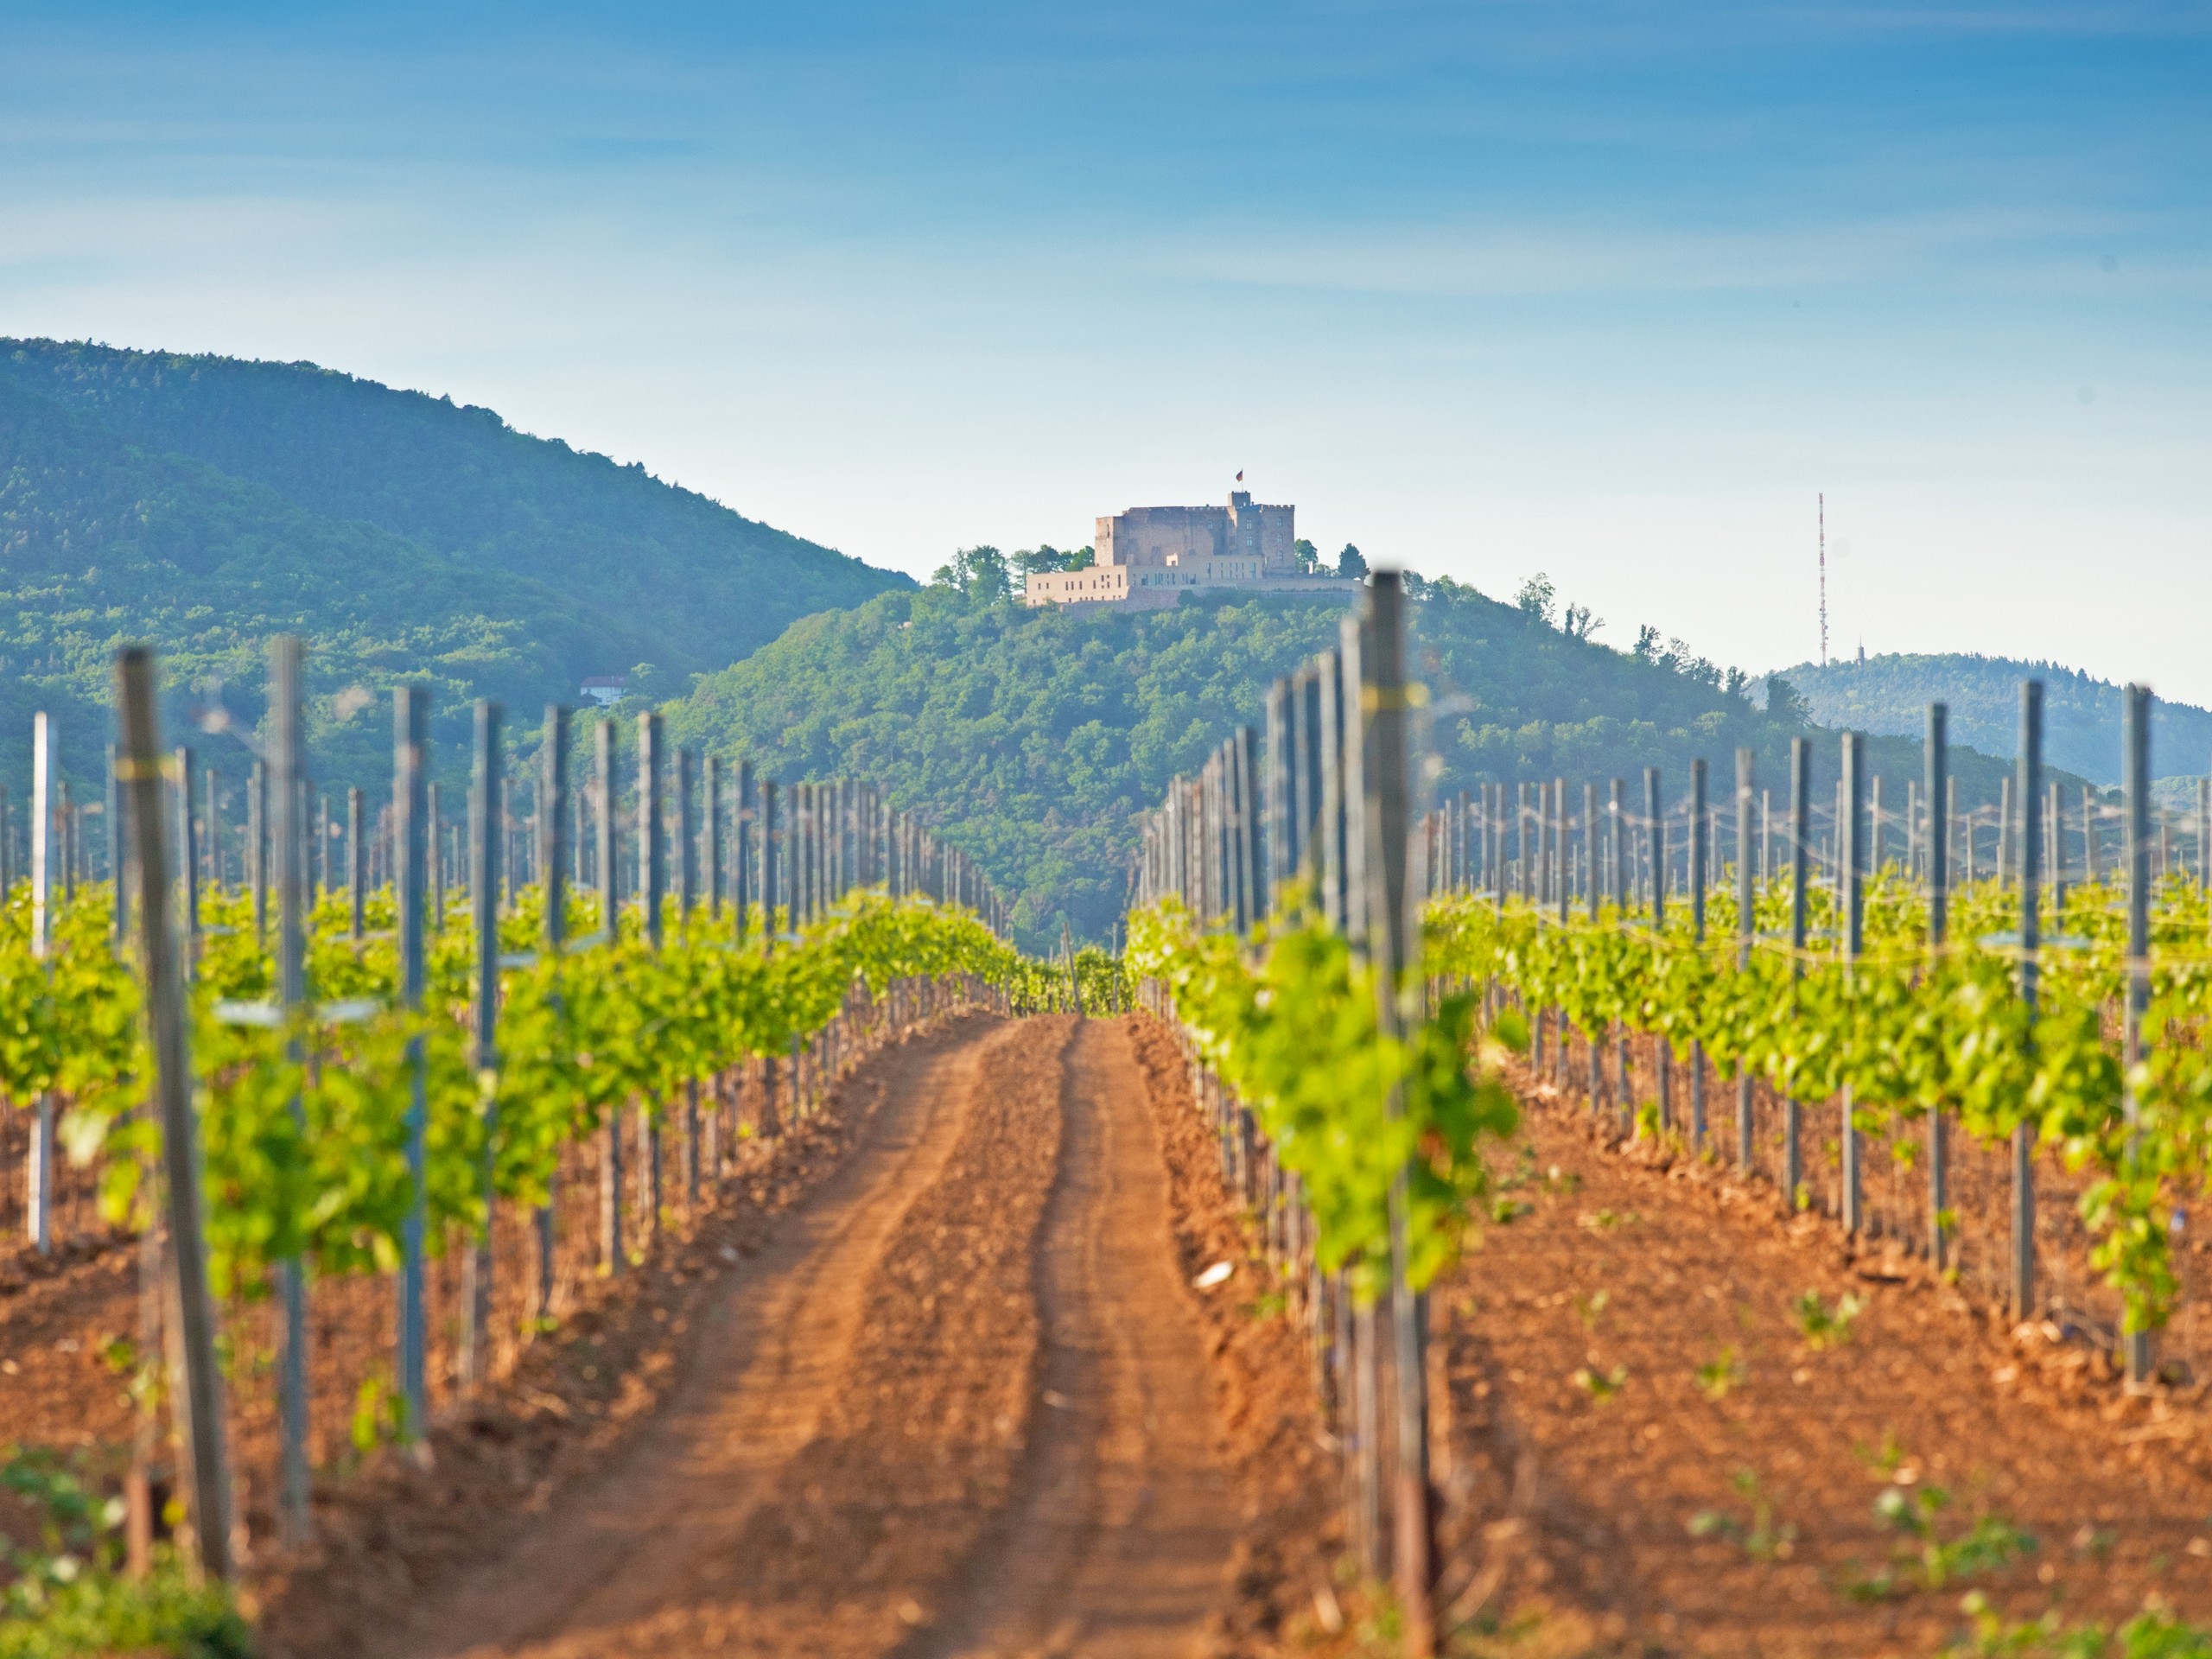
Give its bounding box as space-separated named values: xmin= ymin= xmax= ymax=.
xmin=1125 ymin=575 xmax=1519 ymax=1658
xmin=4 ymin=639 xmax=1056 ymax=1605
xmin=1418 ymin=684 xmax=2212 ymax=1388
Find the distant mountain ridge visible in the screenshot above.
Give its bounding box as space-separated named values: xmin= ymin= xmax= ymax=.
xmin=1772 ymin=654 xmax=2212 ymax=788
xmin=0 ymin=338 xmax=910 ymax=787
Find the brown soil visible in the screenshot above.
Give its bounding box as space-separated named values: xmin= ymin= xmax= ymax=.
xmin=251 ymin=1013 xmax=1274 ymax=1659
xmin=1126 ymin=1013 xmax=1345 ymax=1655
xmin=1436 ymin=1069 xmax=2212 ymax=1657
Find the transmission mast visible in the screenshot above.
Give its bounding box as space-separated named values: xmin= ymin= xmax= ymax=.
xmin=1818 ymin=493 xmax=1827 ymax=668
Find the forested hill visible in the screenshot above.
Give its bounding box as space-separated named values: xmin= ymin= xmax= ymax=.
xmin=1776 ymin=654 xmax=2212 ymax=787
xmin=0 ymin=338 xmax=908 ymax=788
xmin=664 ymin=581 xmax=2034 ymax=948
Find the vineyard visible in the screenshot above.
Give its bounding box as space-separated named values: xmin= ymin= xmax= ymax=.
xmin=7 ymin=599 xmax=2212 ymax=1659
xmin=1126 ymin=582 xmax=2212 ymax=1656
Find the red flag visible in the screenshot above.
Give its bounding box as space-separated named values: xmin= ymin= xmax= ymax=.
xmin=1235 ymin=470 xmax=1243 ymax=481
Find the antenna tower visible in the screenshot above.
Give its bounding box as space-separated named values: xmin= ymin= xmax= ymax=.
xmin=1818 ymin=493 xmax=1827 ymax=668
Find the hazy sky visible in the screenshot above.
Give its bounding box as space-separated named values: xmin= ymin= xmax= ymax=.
xmin=5 ymin=3 xmax=2208 ymax=697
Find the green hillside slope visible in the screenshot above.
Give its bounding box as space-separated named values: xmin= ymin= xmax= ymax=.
xmin=0 ymin=338 xmax=912 ymax=686
xmin=0 ymin=370 xmax=645 ymax=791
xmin=1776 ymin=655 xmax=2212 ymax=787
xmin=665 ymin=581 xmax=2032 ymax=947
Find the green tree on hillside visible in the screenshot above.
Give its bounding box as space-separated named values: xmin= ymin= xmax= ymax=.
xmin=661 ymin=581 xmax=2042 ymax=949
xmin=932 ymin=546 xmax=1013 ymax=601
xmin=1338 ymin=543 xmax=1368 ymax=579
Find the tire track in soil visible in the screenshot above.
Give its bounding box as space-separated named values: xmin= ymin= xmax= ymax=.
xmin=367 ymin=1012 xmax=1244 ymax=1659
xmin=900 ymin=1014 xmax=1239 ymax=1659
xmin=376 ymin=1015 xmax=1026 ymax=1658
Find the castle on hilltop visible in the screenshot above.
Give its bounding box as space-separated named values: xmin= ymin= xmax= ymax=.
xmin=1025 ymin=491 xmax=1344 ymax=609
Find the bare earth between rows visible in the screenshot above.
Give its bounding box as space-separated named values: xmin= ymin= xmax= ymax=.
xmin=285 ymin=1013 xmax=1250 ymax=1659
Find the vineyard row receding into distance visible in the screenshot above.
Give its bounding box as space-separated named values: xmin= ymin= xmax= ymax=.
xmin=16 ymin=582 xmax=2212 ymax=1657
xmin=1127 ymin=572 xmax=2212 ymax=1655
xmin=0 ymin=634 xmax=1138 ymax=1628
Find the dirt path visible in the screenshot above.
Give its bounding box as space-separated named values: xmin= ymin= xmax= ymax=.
xmin=906 ymin=1015 xmax=1239 ymax=1658
xmin=358 ymin=1014 xmax=1239 ymax=1659
xmin=1440 ymin=1078 xmax=2212 ymax=1657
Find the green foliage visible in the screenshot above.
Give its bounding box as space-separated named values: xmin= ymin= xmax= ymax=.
xmin=13 ymin=876 xmax=1033 ymax=1300
xmin=0 ymin=339 xmax=906 ymax=798
xmin=1127 ymin=898 xmax=1516 ymax=1302
xmin=1791 ymin=1290 xmax=1866 ymax=1351
xmin=1570 ymin=1363 xmax=1627 ymax=1403
xmin=930 ymin=546 xmax=1012 ymax=601
xmin=0 ymin=1448 xmax=251 ymax=1658
xmin=1944 ymin=1593 xmax=2212 ymax=1658
xmin=663 ymin=580 xmax=2028 ymax=951
xmin=1688 ymin=1469 xmax=1796 ymax=1560
xmin=1694 ymin=1345 xmax=1747 ymax=1400
xmin=1853 ymin=1485 xmax=2036 ymax=1601
xmin=1428 ymin=874 xmax=2212 ymax=1334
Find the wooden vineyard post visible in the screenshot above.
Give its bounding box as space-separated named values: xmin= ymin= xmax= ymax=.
xmin=1610 ymin=777 xmax=1630 ymax=1132
xmin=1554 ymin=775 xmax=1569 ymax=1020
xmin=1998 ymin=774 xmax=2013 ymax=888
xmin=1840 ymin=732 xmax=1866 ymax=1234
xmin=1735 ymin=748 xmax=1755 ymax=1168
xmin=594 ymin=717 xmax=624 ymax=1274
xmin=677 ymin=747 xmax=696 ymax=918
xmin=250 ymin=760 xmax=267 ymax=946
xmin=1318 ymin=648 xmax=1349 ymax=937
xmin=2123 ymin=684 xmax=2152 ymax=1386
xmin=1357 ymin=574 xmax=1434 ymax=1654
xmin=705 ymin=753 xmax=722 ymax=919
xmin=639 ymin=713 xmax=664 ymax=1236
xmin=1644 ymin=767 xmax=1667 ymax=1133
xmin=735 ymin=760 xmax=754 ymax=938
xmin=428 ymin=782 xmax=448 ymax=926
xmin=461 ymin=701 xmax=503 ymax=1389
xmin=1926 ymin=705 xmax=1951 ymax=1269
xmin=1785 ymin=737 xmax=1810 ymax=1211
xmin=29 ymin=711 xmax=54 ymax=1255
xmin=118 ymin=646 xmax=233 ymax=1581
xmin=2012 ymin=682 xmax=2043 ymax=1323
xmin=537 ymin=706 xmax=569 ymax=1318
xmin=2050 ymin=781 xmax=2068 ymax=913
xmin=1689 ymin=758 xmax=1707 ymax=1147
xmin=759 ymin=779 xmax=780 ymax=1137
xmin=109 ymin=741 xmax=127 ymax=943
xmin=270 ymin=638 xmax=313 ymax=1541
xmin=2200 ymin=774 xmax=2210 ymax=895
xmin=348 ymin=786 xmax=365 ymax=940
xmin=395 ymin=685 xmax=431 ymax=1443
xmin=176 ymin=746 xmax=199 ymax=974
xmin=677 ymin=747 xmax=702 ymax=1206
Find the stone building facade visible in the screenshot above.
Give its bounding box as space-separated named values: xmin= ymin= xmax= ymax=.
xmin=1027 ymin=491 xmax=1332 ymax=608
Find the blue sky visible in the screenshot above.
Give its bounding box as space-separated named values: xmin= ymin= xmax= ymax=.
xmin=4 ymin=3 xmax=2209 ymax=704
